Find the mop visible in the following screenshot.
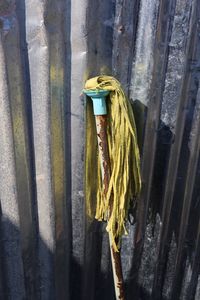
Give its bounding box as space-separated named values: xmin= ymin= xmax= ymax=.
xmin=83 ymin=75 xmax=141 ymax=300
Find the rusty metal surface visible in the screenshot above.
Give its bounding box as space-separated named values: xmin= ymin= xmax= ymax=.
xmin=0 ymin=0 xmax=200 ymax=299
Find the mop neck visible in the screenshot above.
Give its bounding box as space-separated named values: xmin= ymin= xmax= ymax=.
xmin=85 ymin=76 xmax=141 ymax=251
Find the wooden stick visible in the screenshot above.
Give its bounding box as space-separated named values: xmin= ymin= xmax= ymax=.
xmin=95 ymin=115 xmax=125 ymax=300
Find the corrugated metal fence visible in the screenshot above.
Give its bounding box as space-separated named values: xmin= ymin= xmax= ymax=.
xmin=0 ymin=0 xmax=200 ymax=299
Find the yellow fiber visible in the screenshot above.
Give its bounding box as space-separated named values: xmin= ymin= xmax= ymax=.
xmin=84 ymin=76 xmax=141 ymax=251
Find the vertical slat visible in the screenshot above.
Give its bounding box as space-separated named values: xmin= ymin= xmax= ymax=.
xmin=64 ymin=1 xmax=73 ymax=298
xmin=70 ymin=0 xmax=87 ymax=298
xmin=25 ymin=1 xmax=56 ymax=298
xmin=4 ymin=5 xmax=37 ymax=297
xmin=0 ymin=32 xmax=25 ymax=299
xmin=45 ymin=1 xmax=71 ymax=298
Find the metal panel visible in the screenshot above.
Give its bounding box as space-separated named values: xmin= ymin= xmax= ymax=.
xmin=0 ymin=0 xmax=200 ymax=299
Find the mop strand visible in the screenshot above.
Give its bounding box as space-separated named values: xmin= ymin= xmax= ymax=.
xmin=85 ymin=76 xmax=141 ymax=251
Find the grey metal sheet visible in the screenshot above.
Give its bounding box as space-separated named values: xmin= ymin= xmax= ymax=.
xmin=0 ymin=0 xmax=200 ymax=299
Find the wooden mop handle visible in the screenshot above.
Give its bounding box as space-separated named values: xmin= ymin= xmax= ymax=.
xmin=83 ymin=89 xmax=125 ymax=300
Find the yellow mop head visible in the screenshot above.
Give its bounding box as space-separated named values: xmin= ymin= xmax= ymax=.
xmin=85 ymin=75 xmax=141 ymax=251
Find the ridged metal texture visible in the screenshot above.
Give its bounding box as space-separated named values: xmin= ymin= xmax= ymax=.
xmin=0 ymin=0 xmax=199 ymax=299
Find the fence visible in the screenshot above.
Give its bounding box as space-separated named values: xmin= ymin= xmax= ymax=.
xmin=0 ymin=0 xmax=199 ymax=299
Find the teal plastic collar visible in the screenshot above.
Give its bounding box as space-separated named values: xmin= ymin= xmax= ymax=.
xmin=83 ymin=89 xmax=109 ymax=115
